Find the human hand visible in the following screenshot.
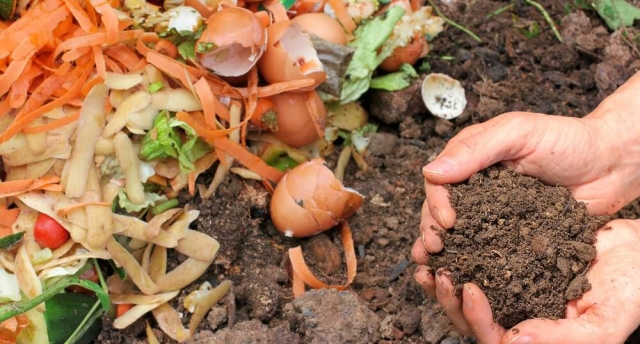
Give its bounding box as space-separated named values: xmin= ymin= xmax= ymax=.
xmin=413 ymin=70 xmax=640 ymax=259
xmin=414 ymin=219 xmax=640 ymax=344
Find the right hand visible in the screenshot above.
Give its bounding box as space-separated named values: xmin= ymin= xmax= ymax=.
xmin=412 ymin=70 xmax=640 ymax=261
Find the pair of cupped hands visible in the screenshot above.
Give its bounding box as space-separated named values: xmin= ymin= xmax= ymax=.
xmin=412 ymin=71 xmax=640 ymax=344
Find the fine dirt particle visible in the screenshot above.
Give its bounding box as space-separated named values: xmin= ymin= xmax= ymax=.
xmin=285 ymin=289 xmax=381 ymax=344
xmin=429 ymin=166 xmax=610 ymax=329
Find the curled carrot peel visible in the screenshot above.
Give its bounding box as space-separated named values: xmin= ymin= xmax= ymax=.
xmin=327 ymin=0 xmax=356 ymax=34
xmin=289 ymin=220 xmax=357 ymax=297
xmin=154 ymin=39 xmax=178 ymax=59
xmin=0 ymin=176 xmax=62 ymax=198
xmin=212 ymin=137 xmax=285 ymax=183
xmin=0 ymin=209 xmax=21 ymax=229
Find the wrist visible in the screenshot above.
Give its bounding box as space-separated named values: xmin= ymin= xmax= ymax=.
xmin=585 ymin=72 xmax=640 ymax=210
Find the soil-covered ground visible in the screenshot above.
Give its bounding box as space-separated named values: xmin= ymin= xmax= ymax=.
xmin=97 ymin=0 xmax=640 ymax=343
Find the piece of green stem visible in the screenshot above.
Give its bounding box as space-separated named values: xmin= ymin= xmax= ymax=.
xmin=93 ymin=259 xmax=108 ymax=292
xmin=427 ymin=0 xmax=482 ymax=43
xmin=486 ymin=3 xmax=515 ymax=19
xmin=523 ymin=0 xmax=563 ymax=43
xmin=151 ymin=198 xmax=179 ymax=215
xmin=0 ymin=277 xmax=110 ymax=322
xmin=63 ymin=300 xmax=102 ymax=344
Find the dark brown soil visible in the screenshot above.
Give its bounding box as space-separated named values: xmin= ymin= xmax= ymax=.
xmin=96 ymin=0 xmax=640 ymax=343
xmin=428 ymin=166 xmax=610 ymax=329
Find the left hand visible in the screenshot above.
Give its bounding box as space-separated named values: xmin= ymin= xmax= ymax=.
xmin=414 ymin=219 xmax=640 ymax=344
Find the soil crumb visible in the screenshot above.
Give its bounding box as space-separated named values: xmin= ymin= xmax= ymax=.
xmin=429 ymin=166 xmax=610 ymax=329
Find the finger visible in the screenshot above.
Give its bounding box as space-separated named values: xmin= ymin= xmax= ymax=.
xmin=500 ymin=311 xmax=630 ymax=344
xmin=565 ymin=299 xmax=579 ymax=319
xmin=435 ymin=270 xmax=471 ymax=335
xmin=414 ymin=265 xmax=436 ymax=298
xmin=425 ymin=179 xmax=456 ymax=229
xmin=421 ymin=214 xmax=447 ymax=254
xmin=462 ymin=283 xmax=506 ymax=344
xmin=423 ymin=112 xmax=536 ymax=185
xmin=411 ymin=236 xmax=429 ymax=265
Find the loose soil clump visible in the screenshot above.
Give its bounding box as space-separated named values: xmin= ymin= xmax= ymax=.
xmin=429 ymin=166 xmax=610 ymax=329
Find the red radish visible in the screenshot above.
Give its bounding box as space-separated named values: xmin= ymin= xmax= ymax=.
xmin=33 ymin=213 xmax=69 ymax=249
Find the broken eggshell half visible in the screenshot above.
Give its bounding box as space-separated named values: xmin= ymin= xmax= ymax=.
xmin=257 ymin=20 xmax=326 ymax=91
xmin=196 ymin=7 xmax=266 ymax=77
xmin=421 ymin=73 xmax=467 ymax=120
xmin=270 ymin=158 xmax=364 ymax=238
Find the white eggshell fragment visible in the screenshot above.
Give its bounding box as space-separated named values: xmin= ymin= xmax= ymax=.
xmin=421 ymin=73 xmax=467 ymax=120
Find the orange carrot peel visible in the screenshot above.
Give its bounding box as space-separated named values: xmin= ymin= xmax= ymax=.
xmin=289 ymin=220 xmax=357 ymax=297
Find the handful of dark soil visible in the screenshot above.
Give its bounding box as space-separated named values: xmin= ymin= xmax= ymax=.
xmin=429 ymin=166 xmax=610 ymax=329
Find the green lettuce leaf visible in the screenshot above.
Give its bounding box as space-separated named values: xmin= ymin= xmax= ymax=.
xmin=340 ymin=6 xmax=406 ymax=104
xmin=140 ymin=111 xmax=211 ymax=174
xmin=589 ymin=0 xmax=640 ymax=30
xmin=117 ymin=188 xmax=168 ymax=213
xmin=370 ymin=63 xmax=419 ymax=91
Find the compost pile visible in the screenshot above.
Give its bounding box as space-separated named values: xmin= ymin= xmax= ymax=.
xmin=429 ymin=166 xmax=610 ymax=328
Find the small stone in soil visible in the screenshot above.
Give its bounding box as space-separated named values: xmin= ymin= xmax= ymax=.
xmin=429 ymin=166 xmax=610 ymax=329
xmin=285 ymin=289 xmax=381 ymax=344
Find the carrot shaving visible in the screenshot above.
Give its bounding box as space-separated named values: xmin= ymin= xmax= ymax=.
xmin=237 ymin=78 xmax=316 ymax=98
xmin=57 ymin=201 xmax=111 ymax=216
xmin=90 ymin=0 xmax=119 ymax=44
xmin=2 ymin=58 xmax=93 ymax=142
xmin=22 ymin=111 xmax=80 ymax=134
xmin=9 ymin=64 xmax=42 ymax=109
xmin=0 ymin=209 xmax=20 ymax=228
xmin=212 ymin=137 xmax=285 ymax=183
xmin=188 ymin=172 xmax=196 ymax=196
xmin=61 ymin=46 xmax=92 ymax=62
xmin=93 ymin=45 xmax=106 ymax=77
xmin=175 ymin=111 xmax=234 ymax=140
xmin=11 ymin=30 xmax=51 ymax=60
xmin=63 ymin=0 xmax=98 ymax=33
xmin=263 ymin=0 xmax=289 ymax=22
xmin=0 ymin=176 xmax=62 ymax=198
xmin=0 ymin=98 xmax=11 ymax=116
xmin=146 ymin=51 xmax=203 ymax=91
xmin=0 ymin=56 xmax=34 ymax=98
xmin=147 ymin=175 xmax=167 ymax=187
xmin=327 ymin=0 xmax=356 ymax=34
xmin=104 ymin=55 xmax=124 ymax=73
xmin=136 ymin=32 xmax=160 ymax=57
xmin=292 ymin=270 xmax=306 ymax=298
xmin=289 ymin=220 xmax=357 ymax=297
xmin=154 ymin=39 xmax=178 ymax=59
xmin=104 ymin=43 xmax=141 ymax=71
xmin=194 ymin=78 xmax=218 ymax=128
xmin=243 ymin=66 xmax=259 ymax=147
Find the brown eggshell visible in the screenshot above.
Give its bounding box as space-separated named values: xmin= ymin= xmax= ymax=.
xmin=291 ymin=13 xmax=347 ymax=45
xmin=270 ymin=158 xmax=364 ymax=238
xmin=270 ymin=174 xmax=320 ymax=237
xmin=257 ymin=20 xmax=326 ymax=90
xmin=379 ymin=33 xmax=426 ymax=72
xmin=270 ymin=90 xmax=326 ymax=148
xmin=196 ymin=7 xmax=266 ymax=77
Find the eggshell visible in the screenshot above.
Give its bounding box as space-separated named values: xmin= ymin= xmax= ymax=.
xmin=291 ymin=13 xmax=347 ymax=45
xmin=196 ymin=7 xmax=266 ymax=77
xmin=270 ymin=90 xmax=326 ymax=148
xmin=421 ymin=73 xmax=467 ymax=120
xmin=257 ymin=20 xmax=326 ymax=90
xmin=379 ymin=33 xmax=426 ymax=72
xmin=270 ymin=158 xmax=364 ymax=238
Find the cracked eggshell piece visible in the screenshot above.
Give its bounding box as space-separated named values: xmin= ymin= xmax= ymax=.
xmin=421 ymin=73 xmax=467 ymax=120
xmin=257 ymin=20 xmax=326 ymax=91
xmin=270 ymin=158 xmax=364 ymax=238
xmin=196 ymin=7 xmax=266 ymax=77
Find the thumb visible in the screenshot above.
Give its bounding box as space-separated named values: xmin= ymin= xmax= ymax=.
xmin=423 ymin=113 xmax=536 ymax=184
xmin=500 ymin=313 xmax=624 ymax=344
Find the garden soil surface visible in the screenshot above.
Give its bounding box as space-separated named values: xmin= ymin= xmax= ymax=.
xmin=96 ymin=0 xmax=640 ymax=343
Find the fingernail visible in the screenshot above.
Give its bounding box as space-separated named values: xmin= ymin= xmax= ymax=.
xmin=424 ymin=158 xmax=454 ymax=175
xmin=508 ymin=335 xmax=532 ymax=344
xmin=435 ymin=271 xmax=448 ymax=297
xmin=413 ymin=266 xmax=430 ymax=285
xmin=463 ymin=285 xmax=474 ymax=309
